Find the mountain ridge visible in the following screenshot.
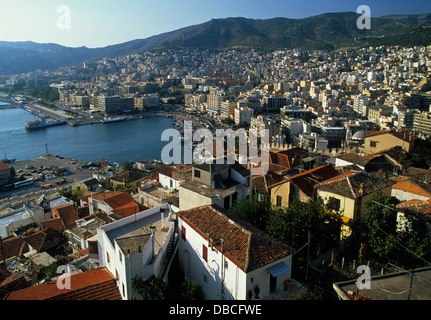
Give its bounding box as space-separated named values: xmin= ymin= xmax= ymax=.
xmin=1 ymin=12 xmax=431 ymax=75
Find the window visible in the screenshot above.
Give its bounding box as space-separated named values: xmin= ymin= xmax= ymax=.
xmin=194 ymin=169 xmax=201 ymax=178
xmin=202 ymin=244 xmax=208 ymax=262
xmin=276 ymin=195 xmax=282 ymax=207
xmin=370 ymin=141 xmax=377 ymax=148
xmin=224 ymin=196 xmax=230 ymax=209
xmin=106 ymin=252 xmax=110 ymax=264
xmin=181 ymin=225 xmax=186 ymax=240
xmin=116 ymin=270 xmax=119 ymax=281
xmin=327 ymin=197 xmax=341 ymax=212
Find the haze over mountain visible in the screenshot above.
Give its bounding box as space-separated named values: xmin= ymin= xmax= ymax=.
xmin=1 ymin=11 xmax=431 ymax=76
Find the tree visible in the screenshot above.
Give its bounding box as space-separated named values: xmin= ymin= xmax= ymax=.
xmin=178 ymin=278 xmax=205 ymax=300
xmin=132 ymin=275 xmax=167 ymax=300
xmin=121 ymin=161 xmax=134 ymax=171
xmin=231 ymin=196 xmax=272 ymax=231
xmin=266 ymin=198 xmax=343 ymax=260
xmin=349 ymin=191 xmax=431 ymax=269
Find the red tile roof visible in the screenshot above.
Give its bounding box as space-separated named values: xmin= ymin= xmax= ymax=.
xmin=176 ymin=204 xmax=295 ymax=273
xmin=4 ymin=267 xmax=122 ymax=300
xmin=0 ymin=161 xmax=9 ymax=171
xmin=268 ymin=165 xmax=339 ymax=196
xmin=52 ymin=204 xmax=80 ymax=230
xmin=316 ymin=170 xmax=394 ymax=199
xmin=396 ymin=199 xmax=431 ymax=222
xmin=0 ymin=237 xmax=28 ymax=262
xmin=41 ymin=217 xmax=65 ymax=232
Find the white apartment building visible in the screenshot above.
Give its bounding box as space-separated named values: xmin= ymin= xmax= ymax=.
xmin=176 ymin=204 xmax=295 ymax=300
xmin=234 ymin=106 xmax=253 ymax=125
xmin=96 ymin=203 xmax=178 ymax=300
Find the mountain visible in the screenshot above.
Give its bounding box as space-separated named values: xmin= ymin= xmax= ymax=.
xmin=1 ymin=12 xmax=431 ymax=76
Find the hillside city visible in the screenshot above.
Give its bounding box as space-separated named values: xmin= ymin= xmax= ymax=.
xmin=1 ymin=44 xmax=431 ymax=301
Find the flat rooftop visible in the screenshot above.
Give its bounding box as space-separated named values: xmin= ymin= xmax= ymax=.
xmin=105 ymin=210 xmax=172 ymax=257
xmin=333 ymin=266 xmax=431 ymax=300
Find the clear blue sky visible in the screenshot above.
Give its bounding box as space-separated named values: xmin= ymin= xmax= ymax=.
xmin=0 ymin=0 xmax=430 ymax=48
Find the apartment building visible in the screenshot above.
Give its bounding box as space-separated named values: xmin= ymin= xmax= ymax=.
xmin=96 ymin=203 xmax=178 ymax=300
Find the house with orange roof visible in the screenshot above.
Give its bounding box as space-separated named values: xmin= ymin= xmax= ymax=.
xmin=3 ymin=267 xmax=122 ymax=300
xmin=396 ymin=198 xmax=431 ymax=233
xmin=391 ymin=177 xmax=431 ymax=202
xmin=79 ymin=191 xmax=144 ymax=219
xmin=0 ymin=161 xmax=11 ymax=186
xmin=268 ymin=164 xmax=339 ymax=208
xmin=176 ymin=204 xmax=297 ymax=300
xmin=52 ymin=204 xmax=80 ymax=230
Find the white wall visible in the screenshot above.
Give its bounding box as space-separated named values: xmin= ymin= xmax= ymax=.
xmin=159 ymin=173 xmax=179 ymax=190
xmin=177 ymin=216 xmax=292 ymax=300
xmin=97 ymin=203 xmax=174 ymax=300
xmin=177 ymin=216 xmax=247 ymax=299
xmin=391 ymin=188 xmax=431 ymax=202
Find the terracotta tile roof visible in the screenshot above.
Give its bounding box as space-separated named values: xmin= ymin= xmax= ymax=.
xmin=0 ymin=161 xmax=10 ymax=171
xmin=316 ymin=170 xmax=394 ymax=199
xmin=337 ymin=153 xmax=372 ymax=166
xmin=102 ymin=192 xmax=136 ymax=209
xmin=364 ymin=130 xmax=415 ymax=143
xmin=41 ymin=217 xmax=65 ymax=232
xmin=268 ymin=165 xmax=339 ymax=197
xmin=24 ymin=228 xmax=65 ymax=253
xmin=176 ymin=204 xmax=295 ymax=273
xmin=68 ymin=247 xmax=89 ymax=259
xmin=0 ymin=264 xmax=30 ymax=299
xmin=52 ymin=204 xmax=80 ymax=230
xmin=392 ymin=179 xmax=431 ymax=199
xmin=269 ymin=147 xmax=309 ymax=169
xmin=0 ymin=237 xmax=29 ymax=262
xmin=157 ymin=165 xmax=176 ymax=178
xmin=396 ymin=199 xmax=431 ymax=222
xmin=252 ymin=171 xmax=284 ymax=194
xmin=4 ymin=267 xmax=122 ymax=300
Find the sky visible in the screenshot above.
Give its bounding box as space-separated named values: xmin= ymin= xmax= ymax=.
xmin=0 ymin=0 xmax=430 ymax=48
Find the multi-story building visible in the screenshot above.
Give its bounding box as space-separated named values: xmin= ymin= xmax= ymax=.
xmin=280 ymin=105 xmax=313 ymax=122
xmin=250 ymin=115 xmax=280 ymax=140
xmin=413 ymin=111 xmax=431 ymax=136
xmin=178 ymin=163 xmax=252 ymax=211
xmin=96 ymin=203 xmax=178 ymax=300
xmin=96 ymin=95 xmax=121 ymax=114
xmin=176 ymin=204 xmax=295 ymax=300
xmin=134 ymin=94 xmax=159 ymax=110
xmin=262 ymin=96 xmax=288 ymax=113
xmin=398 ymin=108 xmax=420 ymax=129
xmin=220 ymin=100 xmax=237 ymax=119
xmin=353 ymin=95 xmax=371 ymax=117
xmin=234 ymin=106 xmax=253 ymax=125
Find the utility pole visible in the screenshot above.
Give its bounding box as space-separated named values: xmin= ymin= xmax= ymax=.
xmin=0 ymin=236 xmax=5 ymax=265
xmin=305 ymin=231 xmax=311 ymax=282
xmin=407 ymin=269 xmax=414 ymax=300
xmin=45 ymin=143 xmax=49 ymax=156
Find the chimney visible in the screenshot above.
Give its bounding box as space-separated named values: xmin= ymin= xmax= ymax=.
xmin=359 ymin=183 xmax=365 ymax=195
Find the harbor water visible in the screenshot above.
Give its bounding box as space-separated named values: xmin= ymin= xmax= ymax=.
xmin=0 ymin=105 xmax=178 ymax=164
